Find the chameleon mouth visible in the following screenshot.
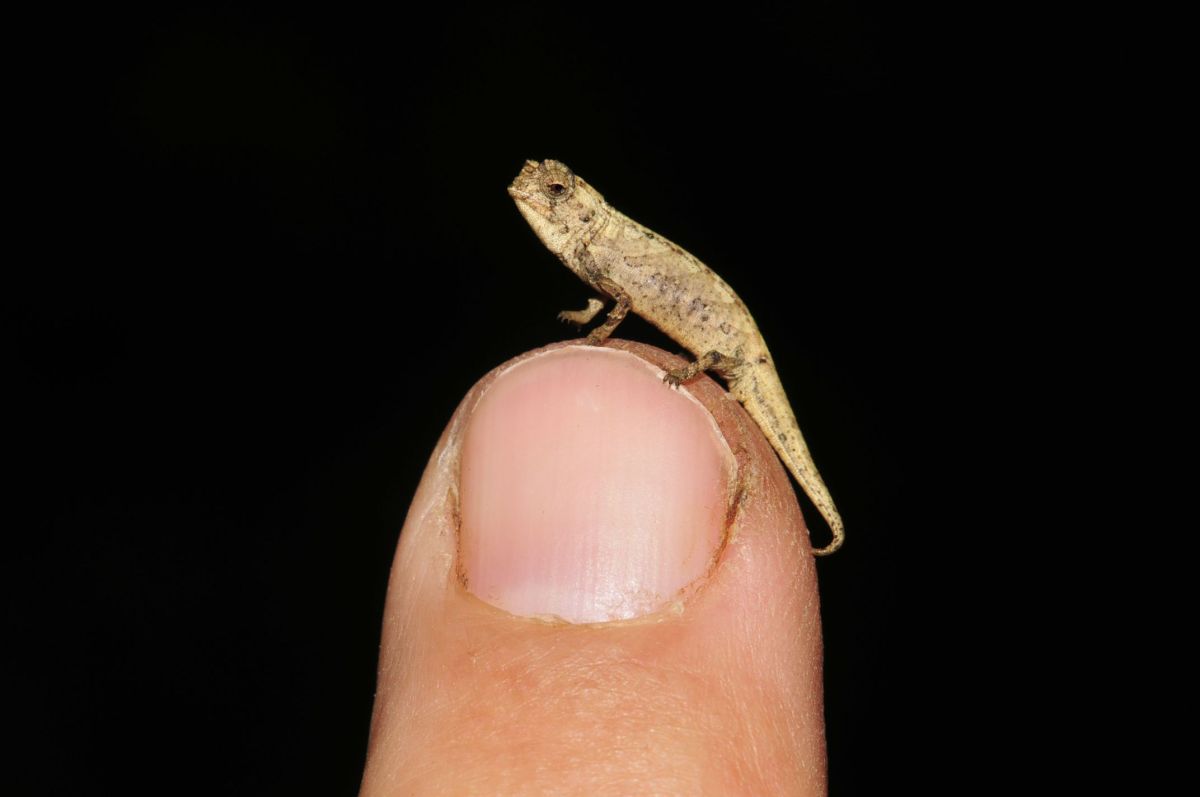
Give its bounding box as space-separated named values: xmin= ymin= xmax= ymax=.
xmin=507 ymin=159 xmax=540 ymax=199
xmin=510 ymin=191 xmax=554 ymax=230
xmin=507 ymin=159 xmax=555 ymax=220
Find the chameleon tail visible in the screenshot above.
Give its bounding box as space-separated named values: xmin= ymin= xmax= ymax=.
xmin=737 ymin=376 xmax=845 ymax=556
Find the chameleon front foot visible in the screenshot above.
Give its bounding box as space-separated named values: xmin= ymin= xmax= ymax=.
xmin=557 ymin=298 xmax=605 ymax=327
xmin=584 ymin=328 xmax=611 ymax=346
xmin=582 ymin=277 xmax=631 ymax=346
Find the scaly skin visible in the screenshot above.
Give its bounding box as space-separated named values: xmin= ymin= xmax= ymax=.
xmin=508 ymin=159 xmax=844 ymax=556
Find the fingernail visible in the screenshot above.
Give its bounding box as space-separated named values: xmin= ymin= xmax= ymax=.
xmin=459 ymin=347 xmax=734 ymax=623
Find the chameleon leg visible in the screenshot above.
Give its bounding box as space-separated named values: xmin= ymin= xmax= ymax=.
xmin=664 ymin=350 xmax=741 ymax=387
xmin=584 ymin=277 xmax=631 ymax=345
xmin=558 ymin=297 xmax=605 ymax=327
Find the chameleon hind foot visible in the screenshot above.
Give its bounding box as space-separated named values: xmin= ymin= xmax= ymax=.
xmin=664 ymin=350 xmax=739 ymax=387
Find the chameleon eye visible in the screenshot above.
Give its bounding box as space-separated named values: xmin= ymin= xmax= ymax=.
xmin=537 ymin=160 xmax=575 ymax=201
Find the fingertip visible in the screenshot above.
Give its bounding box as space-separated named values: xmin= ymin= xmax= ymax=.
xmin=364 ymin=340 xmax=826 ymax=795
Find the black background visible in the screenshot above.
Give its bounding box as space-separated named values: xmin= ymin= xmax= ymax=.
xmin=10 ymin=3 xmax=1033 ymax=794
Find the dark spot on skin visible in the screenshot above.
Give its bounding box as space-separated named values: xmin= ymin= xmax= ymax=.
xmin=580 ymin=214 xmax=591 ymax=223
xmin=724 ymin=478 xmax=746 ymax=529
xmin=701 ymin=314 xmax=710 ymax=323
xmin=757 ymin=355 xmax=768 ymax=364
xmin=688 ymin=298 xmax=703 ymax=315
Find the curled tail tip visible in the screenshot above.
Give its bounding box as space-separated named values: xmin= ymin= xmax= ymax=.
xmin=811 ymin=527 xmax=845 ymax=557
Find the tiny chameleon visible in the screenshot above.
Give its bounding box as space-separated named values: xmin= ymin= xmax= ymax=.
xmin=508 ymin=159 xmax=844 ymax=556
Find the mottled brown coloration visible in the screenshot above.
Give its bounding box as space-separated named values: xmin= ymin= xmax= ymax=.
xmin=508 ymin=159 xmax=844 ymax=555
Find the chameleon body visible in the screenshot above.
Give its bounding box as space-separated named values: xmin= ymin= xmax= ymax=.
xmin=508 ymin=159 xmax=844 ymax=555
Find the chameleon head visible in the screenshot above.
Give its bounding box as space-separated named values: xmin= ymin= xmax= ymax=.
xmin=508 ymin=159 xmax=606 ymax=258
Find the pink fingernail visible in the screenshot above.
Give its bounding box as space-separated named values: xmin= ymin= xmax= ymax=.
xmin=459 ymin=347 xmax=733 ymax=623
